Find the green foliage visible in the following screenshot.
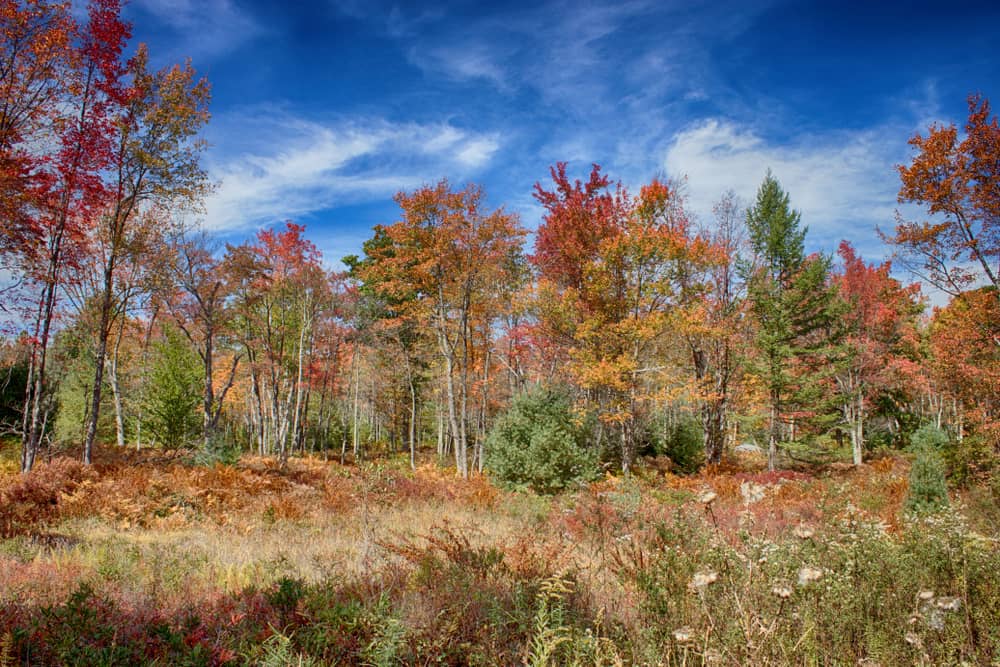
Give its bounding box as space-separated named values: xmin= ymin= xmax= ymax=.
xmin=745 ymin=170 xmax=806 ymax=281
xmin=908 ymin=424 xmax=998 ymax=489
xmin=254 ymin=631 xmax=318 ymax=667
xmin=485 ymin=386 xmax=599 ymax=494
xmin=651 ymin=414 xmax=704 ymax=474
xmin=907 ymin=444 xmax=950 ymax=513
xmin=910 ymin=423 xmax=951 ymax=452
xmin=945 ymin=434 xmax=996 ymax=487
xmin=0 ymin=355 xmax=27 ymax=431
xmin=50 ymin=329 xmax=108 ymax=447
xmin=191 ymin=433 xmax=241 ymax=467
xmin=145 ymin=325 xmax=202 ymax=450
xmin=744 ymin=172 xmax=847 ymax=460
xmin=361 ymin=595 xmax=405 ymax=667
xmin=526 ymin=575 xmax=574 ymax=666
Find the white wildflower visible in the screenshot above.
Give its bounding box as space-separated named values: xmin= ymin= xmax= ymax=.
xmin=690 ymin=570 xmax=718 ymax=589
xmin=703 ymin=648 xmax=723 ymax=663
xmin=918 ymin=590 xmax=935 ymax=601
xmin=740 ymin=480 xmax=766 ymax=505
xmin=904 ymin=631 xmax=922 ymax=647
xmin=673 ymin=627 xmax=694 ymax=643
xmin=793 ymin=525 xmax=814 ymax=539
xmin=935 ymin=596 xmax=961 ymax=612
xmin=771 ymin=585 xmax=792 ymax=599
xmin=697 ymin=489 xmax=718 ymax=505
xmin=797 ymin=566 xmax=823 ymax=586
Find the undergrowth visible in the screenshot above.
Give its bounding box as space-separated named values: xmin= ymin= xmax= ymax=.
xmin=1 ymin=450 xmax=999 ymax=665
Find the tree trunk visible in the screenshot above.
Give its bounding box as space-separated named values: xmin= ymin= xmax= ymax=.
xmin=82 ymin=296 xmax=111 ymax=464
xmin=285 ymin=307 xmax=310 ymax=466
xmin=436 ymin=401 xmax=445 ymax=458
xmin=109 ymin=336 xmax=126 ymax=449
xmin=402 ymin=351 xmax=417 ymax=470
xmin=702 ymin=397 xmax=726 ymax=465
xmin=767 ymin=400 xmax=778 ymax=472
xmin=202 ymin=330 xmax=215 ymax=449
xmin=22 ymin=272 xmax=60 ymax=473
xmin=443 ymin=347 xmax=464 ymax=477
xmin=849 ymin=392 xmax=864 ymax=467
xmin=351 ymin=347 xmax=361 ymax=460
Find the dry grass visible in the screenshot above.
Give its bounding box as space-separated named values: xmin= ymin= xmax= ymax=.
xmin=2 ymin=446 xmax=998 ymax=665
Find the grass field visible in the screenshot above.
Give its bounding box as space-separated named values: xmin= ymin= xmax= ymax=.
xmin=1 ymin=444 xmax=999 ymax=665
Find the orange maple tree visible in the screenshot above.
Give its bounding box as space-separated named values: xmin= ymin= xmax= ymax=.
xmin=888 ymin=94 xmax=1000 ymax=297
xmin=354 ymin=181 xmax=525 ymax=477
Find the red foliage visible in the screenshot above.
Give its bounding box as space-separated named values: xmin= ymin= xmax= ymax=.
xmin=531 ymin=162 xmax=628 ymax=291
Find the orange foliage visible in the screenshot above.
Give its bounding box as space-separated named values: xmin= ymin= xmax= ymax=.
xmin=0 ymin=458 xmax=97 ymax=537
xmin=891 ymin=94 xmax=1000 ymax=295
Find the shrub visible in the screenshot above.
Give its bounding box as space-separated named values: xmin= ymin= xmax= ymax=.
xmin=485 ymin=386 xmax=598 ymax=494
xmin=191 ymin=434 xmax=241 ymax=467
xmin=652 ymin=414 xmax=704 ymax=474
xmin=907 ymin=445 xmax=950 ymax=513
xmin=144 ymin=325 xmax=202 ymax=451
xmin=910 ymin=423 xmax=950 ymax=452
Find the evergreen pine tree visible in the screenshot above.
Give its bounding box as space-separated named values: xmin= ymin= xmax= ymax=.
xmin=144 ymin=324 xmax=202 ymax=450
xmin=745 ymin=172 xmax=846 ymax=470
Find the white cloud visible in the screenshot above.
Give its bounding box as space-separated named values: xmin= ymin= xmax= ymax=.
xmin=203 ymin=111 xmax=502 ymax=232
xmin=407 ymin=43 xmax=511 ymax=90
xmin=455 ymin=136 xmax=500 ymax=167
xmin=130 ymin=0 xmax=261 ymax=60
xmin=663 ymin=119 xmax=905 ymax=252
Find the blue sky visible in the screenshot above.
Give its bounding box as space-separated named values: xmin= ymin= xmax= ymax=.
xmin=125 ymin=0 xmax=999 ymax=271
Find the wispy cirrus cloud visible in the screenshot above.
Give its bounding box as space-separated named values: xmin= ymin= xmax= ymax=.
xmin=662 ymin=119 xmax=908 ymax=255
xmin=128 ymin=0 xmax=262 ymax=61
xmin=203 ymin=110 xmax=500 ymax=232
xmin=406 ymin=42 xmax=512 ymax=90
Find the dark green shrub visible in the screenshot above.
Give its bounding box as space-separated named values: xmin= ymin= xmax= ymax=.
xmin=907 ymin=445 xmax=950 ymax=513
xmin=910 ymin=423 xmax=950 ymax=452
xmin=145 ymin=325 xmax=202 ymax=450
xmin=654 ymin=414 xmax=704 ymax=474
xmin=485 ymin=386 xmax=598 ymax=494
xmin=192 ymin=433 xmax=241 ymax=467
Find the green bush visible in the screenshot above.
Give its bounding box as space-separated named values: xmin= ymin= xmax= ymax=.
xmin=485 ymin=386 xmax=598 ymax=494
xmin=910 ymin=423 xmax=950 ymax=452
xmin=945 ymin=433 xmax=996 ymax=487
xmin=145 ymin=325 xmax=202 ymax=450
xmin=191 ymin=434 xmax=241 ymax=467
xmin=907 ymin=445 xmax=950 ymax=513
xmin=652 ymin=414 xmax=704 ymax=474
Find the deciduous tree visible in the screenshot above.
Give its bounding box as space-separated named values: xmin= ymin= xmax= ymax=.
xmin=834 ymin=241 xmax=922 ymax=465
xmin=80 ymin=44 xmax=210 ymax=463
xmin=359 ymin=181 xmax=525 ymax=477
xmin=17 ymin=0 xmax=130 ymax=471
xmin=887 ymin=94 xmax=1000 ymax=298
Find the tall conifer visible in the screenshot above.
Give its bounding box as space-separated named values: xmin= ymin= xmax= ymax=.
xmin=746 ymin=172 xmax=845 ymax=470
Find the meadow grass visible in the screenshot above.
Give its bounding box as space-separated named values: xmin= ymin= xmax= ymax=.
xmin=1 ymin=446 xmax=998 ymax=665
